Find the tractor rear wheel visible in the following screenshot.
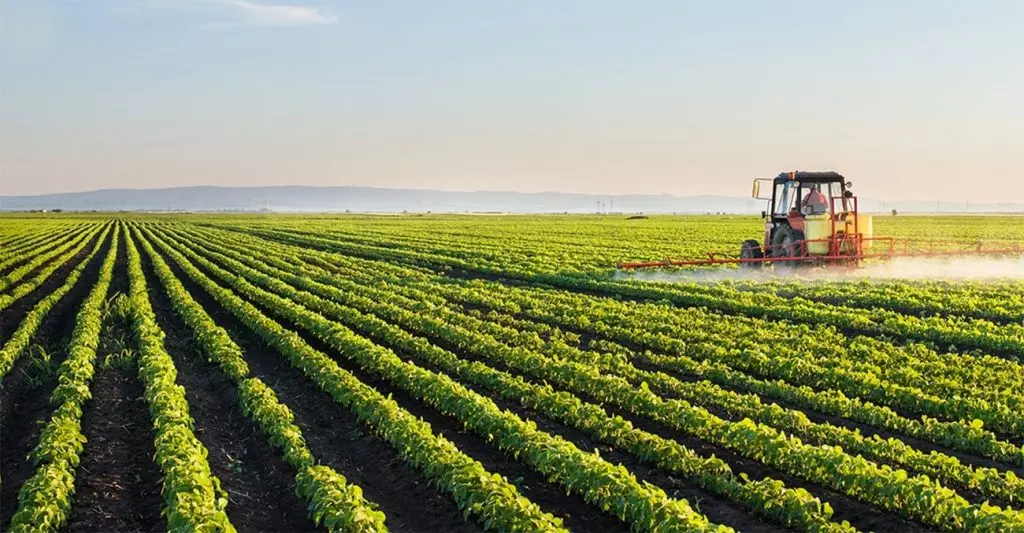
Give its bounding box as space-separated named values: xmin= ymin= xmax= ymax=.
xmin=771 ymin=226 xmax=806 ymax=269
xmin=739 ymin=239 xmax=763 ymax=269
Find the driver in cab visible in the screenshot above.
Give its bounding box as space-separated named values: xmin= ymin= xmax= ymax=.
xmin=801 ymin=184 xmax=828 ymax=215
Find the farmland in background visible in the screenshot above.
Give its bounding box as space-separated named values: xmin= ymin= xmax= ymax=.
xmin=2 ymin=213 xmax=1024 ymax=532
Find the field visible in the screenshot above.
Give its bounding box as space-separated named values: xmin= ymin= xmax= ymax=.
xmin=2 ymin=214 xmax=1024 ymax=532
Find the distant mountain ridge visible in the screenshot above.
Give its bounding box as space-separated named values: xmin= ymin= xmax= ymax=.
xmin=0 ymin=186 xmax=1021 ymax=214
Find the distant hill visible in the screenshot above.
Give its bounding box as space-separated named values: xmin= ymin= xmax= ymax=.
xmin=0 ymin=186 xmax=1021 ymax=214
xmin=0 ymin=186 xmax=762 ymax=214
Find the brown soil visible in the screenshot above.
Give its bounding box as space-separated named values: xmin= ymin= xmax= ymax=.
xmin=65 ymin=363 xmax=165 ymax=532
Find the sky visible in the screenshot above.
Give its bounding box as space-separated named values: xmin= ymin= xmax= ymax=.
xmin=1 ymin=1 xmax=1023 ymax=203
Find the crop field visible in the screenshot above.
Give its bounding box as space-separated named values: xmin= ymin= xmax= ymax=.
xmin=4 ymin=214 xmax=1024 ymax=532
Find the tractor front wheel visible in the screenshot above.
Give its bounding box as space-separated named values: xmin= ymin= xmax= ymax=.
xmin=771 ymin=226 xmax=806 ymax=269
xmin=739 ymin=239 xmax=764 ymax=269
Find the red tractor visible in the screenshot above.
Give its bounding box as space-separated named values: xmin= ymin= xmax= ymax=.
xmin=740 ymin=170 xmax=868 ymax=268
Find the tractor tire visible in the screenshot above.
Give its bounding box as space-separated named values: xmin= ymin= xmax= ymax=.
xmin=739 ymin=239 xmax=764 ymax=269
xmin=771 ymin=226 xmax=806 ymax=269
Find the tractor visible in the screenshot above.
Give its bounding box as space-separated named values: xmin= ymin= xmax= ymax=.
xmin=741 ymin=170 xmax=870 ymax=268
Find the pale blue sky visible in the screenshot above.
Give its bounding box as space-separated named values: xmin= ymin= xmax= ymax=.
xmin=2 ymin=1 xmax=1022 ymax=201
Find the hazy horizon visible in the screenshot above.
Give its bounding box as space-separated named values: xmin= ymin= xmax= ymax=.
xmin=2 ymin=1 xmax=1022 ymax=203
xmin=0 ymin=182 xmax=796 ymax=198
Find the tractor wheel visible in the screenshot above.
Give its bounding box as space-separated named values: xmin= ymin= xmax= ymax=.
xmin=771 ymin=226 xmax=806 ymax=269
xmin=739 ymin=239 xmax=764 ymax=269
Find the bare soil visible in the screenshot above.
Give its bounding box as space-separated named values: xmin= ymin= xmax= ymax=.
xmin=66 ymin=362 xmax=165 ymax=532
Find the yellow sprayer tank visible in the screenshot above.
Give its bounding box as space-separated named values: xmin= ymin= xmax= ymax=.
xmin=803 ymin=214 xmax=831 ymax=255
xmin=803 ymin=213 xmax=873 ymax=255
xmin=846 ymin=213 xmax=873 ymax=252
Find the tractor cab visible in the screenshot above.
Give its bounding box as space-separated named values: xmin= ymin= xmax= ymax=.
xmin=744 ymin=171 xmax=870 ymax=267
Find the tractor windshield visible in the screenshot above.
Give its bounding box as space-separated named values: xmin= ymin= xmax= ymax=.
xmin=776 ymin=181 xmax=845 ymax=216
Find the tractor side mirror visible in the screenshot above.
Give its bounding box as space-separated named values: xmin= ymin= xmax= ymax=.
xmin=845 ymin=181 xmax=853 ymax=188
xmin=752 ymin=178 xmax=773 ymax=200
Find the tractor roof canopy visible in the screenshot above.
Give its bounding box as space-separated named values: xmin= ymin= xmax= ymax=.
xmin=773 ymin=171 xmax=846 ymax=184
